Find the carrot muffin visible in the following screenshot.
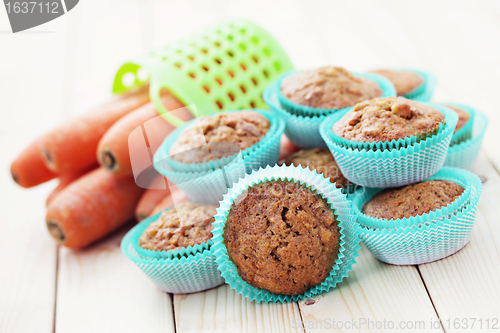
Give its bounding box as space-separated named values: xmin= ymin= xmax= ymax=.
xmin=139 ymin=202 xmax=217 ymax=251
xmin=332 ymin=97 xmax=445 ymax=142
xmin=224 ymin=180 xmax=341 ymax=296
xmin=363 ymin=180 xmax=464 ymax=220
xmin=280 ymin=66 xmax=383 ymax=109
xmin=285 ymin=148 xmax=349 ymax=188
xmin=169 ymin=111 xmax=270 ymax=163
xmin=369 ymin=69 xmax=424 ymax=96
xmin=443 ymin=104 xmax=471 ymax=132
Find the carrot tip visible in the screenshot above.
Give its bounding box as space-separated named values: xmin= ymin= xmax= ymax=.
xmin=11 ymin=171 xmax=20 ymax=185
xmin=42 ymin=148 xmax=56 ymax=171
xmin=43 ymin=148 xmax=51 ymax=162
xmin=46 ymin=220 xmax=66 ymax=244
xmin=101 ymin=151 xmax=117 ymax=171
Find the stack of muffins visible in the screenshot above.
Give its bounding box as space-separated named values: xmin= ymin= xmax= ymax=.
xmin=122 ymin=65 xmax=487 ymax=302
xmin=122 ymin=109 xmax=287 ymax=293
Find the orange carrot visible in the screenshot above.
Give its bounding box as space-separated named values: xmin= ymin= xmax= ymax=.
xmin=97 ymin=94 xmax=187 ymax=175
xmin=40 ymin=85 xmax=150 ymax=173
xmin=279 ymin=134 xmax=300 ymax=161
xmin=10 ymin=138 xmax=58 ymax=188
xmin=46 ymin=167 xmax=145 ymax=249
xmin=45 ymin=165 xmax=97 ymax=206
xmin=135 ymin=174 xmax=172 ymax=220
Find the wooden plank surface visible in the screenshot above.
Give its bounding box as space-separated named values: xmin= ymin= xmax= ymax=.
xmin=51 ymin=2 xmax=178 ymax=333
xmin=298 ymin=246 xmax=440 ymax=333
xmin=55 ymin=228 xmax=176 ymax=333
xmin=174 ymin=285 xmax=303 ymax=333
xmin=400 ymin=2 xmax=500 ymax=329
xmin=0 ymin=12 xmax=67 ymax=333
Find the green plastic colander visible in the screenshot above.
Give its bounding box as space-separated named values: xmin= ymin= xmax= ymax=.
xmin=113 ymin=20 xmax=294 ymax=127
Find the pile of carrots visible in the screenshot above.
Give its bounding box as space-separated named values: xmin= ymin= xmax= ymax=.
xmin=11 ymin=84 xmax=300 ymax=250
xmin=10 ymin=85 xmax=189 ymax=249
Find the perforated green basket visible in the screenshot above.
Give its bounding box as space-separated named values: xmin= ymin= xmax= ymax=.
xmin=113 ymin=20 xmax=294 ymax=127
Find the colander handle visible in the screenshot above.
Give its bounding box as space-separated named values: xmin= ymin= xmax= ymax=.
xmin=150 ymin=81 xmax=186 ymax=128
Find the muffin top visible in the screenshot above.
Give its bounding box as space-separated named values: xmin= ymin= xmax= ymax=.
xmin=224 ymin=180 xmax=340 ymax=296
xmin=285 ymin=148 xmax=349 ymax=188
xmin=362 ymin=180 xmax=464 ymax=220
xmin=370 ymin=69 xmax=424 ymax=96
xmin=280 ymin=66 xmax=383 ymax=109
xmin=443 ymin=104 xmax=471 ymax=132
xmin=332 ymin=97 xmax=445 ymax=142
xmin=169 ymin=111 xmax=270 ymax=163
xmin=139 ymin=202 xmax=217 ymax=251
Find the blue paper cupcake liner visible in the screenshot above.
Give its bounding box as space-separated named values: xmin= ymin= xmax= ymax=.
xmin=443 ymin=102 xmax=476 ymax=145
xmin=155 ymin=109 xmax=285 ymax=173
xmin=263 ymin=81 xmax=328 ymax=148
xmin=130 ymin=211 xmax=213 ymax=260
xmin=121 ymin=219 xmax=224 ymax=294
xmin=154 ymin=110 xmax=285 ymax=204
xmin=212 ymin=164 xmax=361 ymax=303
xmin=275 ymin=70 xmax=396 ymax=117
xmin=319 ymin=103 xmax=459 ymax=188
xmin=156 ymin=162 xmax=246 ymax=204
xmin=400 ymin=69 xmax=437 ymax=102
xmin=353 ymin=167 xmax=482 ymax=265
xmin=445 ymin=110 xmax=488 ymax=170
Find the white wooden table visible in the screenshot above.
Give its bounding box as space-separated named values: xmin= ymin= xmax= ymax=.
xmin=1 ymin=1 xmax=500 ymax=332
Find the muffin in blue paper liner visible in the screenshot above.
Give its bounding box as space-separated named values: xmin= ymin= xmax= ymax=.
xmin=400 ymin=69 xmax=436 ymax=102
xmin=369 ymin=68 xmax=435 ymax=102
xmin=263 ymin=82 xmax=327 ymax=148
xmin=443 ymin=102 xmax=476 ymax=145
xmin=326 ymin=103 xmax=455 ymax=151
xmin=276 ymin=70 xmax=396 ymax=117
xmin=121 ymin=213 xmax=224 ymax=294
xmin=154 ymin=109 xmax=285 ymax=173
xmin=320 ymin=103 xmax=458 ymax=188
xmin=154 ymin=110 xmax=285 ymax=204
xmin=211 ymin=165 xmax=361 ymax=303
xmin=131 ymin=211 xmax=213 ymax=260
xmin=352 ymin=168 xmax=474 ymax=230
xmin=352 ymin=167 xmax=482 ymax=265
xmin=445 ymin=110 xmax=488 ymax=170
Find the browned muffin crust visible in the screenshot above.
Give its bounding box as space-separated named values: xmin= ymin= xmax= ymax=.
xmin=169 ymin=111 xmax=270 ymax=163
xmin=443 ymin=104 xmax=471 ymax=132
xmin=332 ymin=97 xmax=445 ymax=142
xmin=285 ymin=148 xmax=349 ymax=188
xmin=139 ymin=202 xmax=217 ymax=251
xmin=224 ymin=180 xmax=340 ymax=296
xmin=362 ymin=180 xmax=464 ymax=220
xmin=281 ymin=66 xmax=383 ymax=109
xmin=370 ymin=69 xmax=424 ymax=96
